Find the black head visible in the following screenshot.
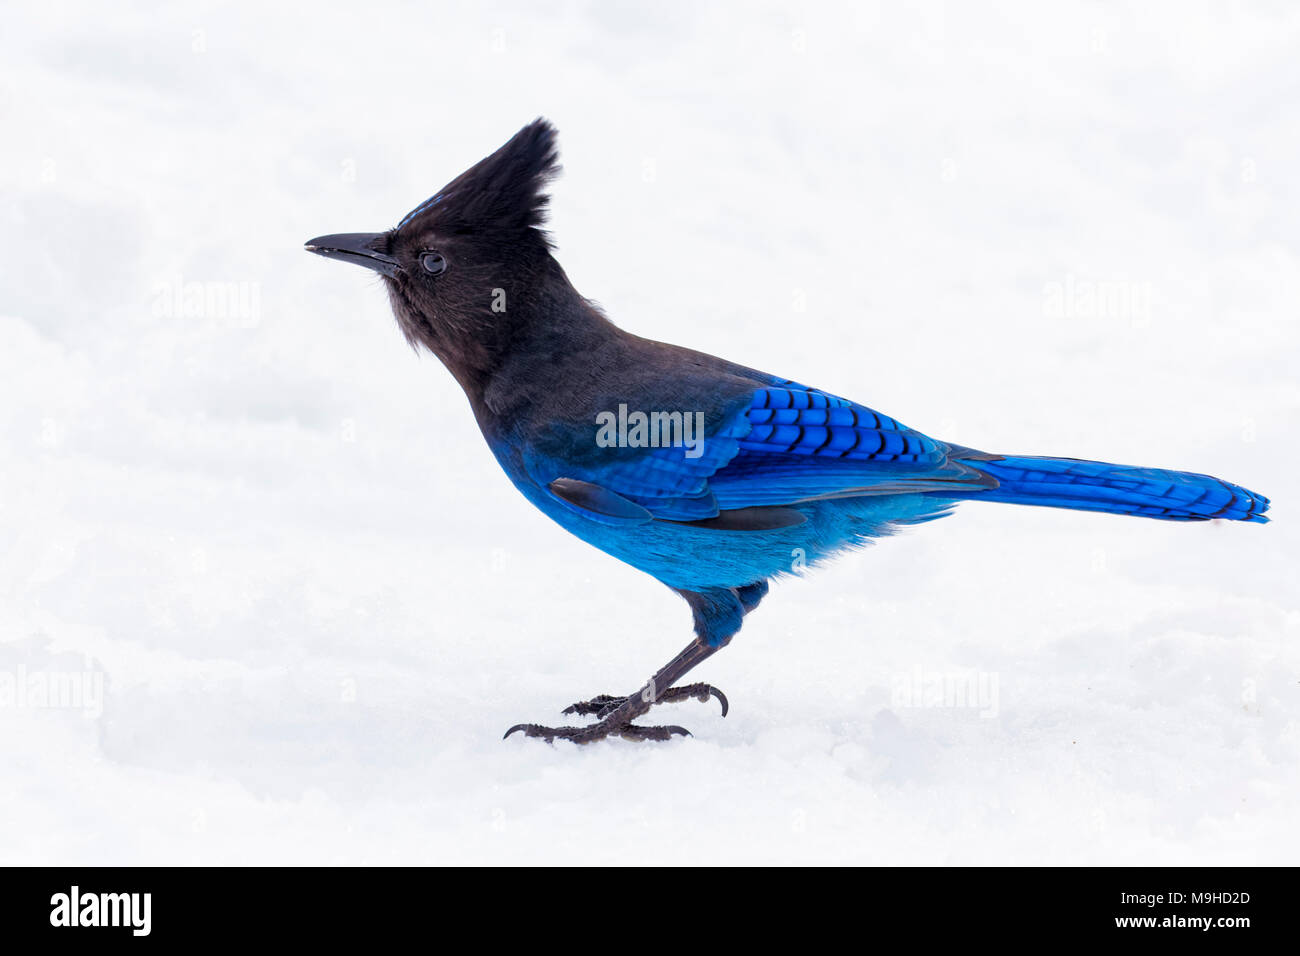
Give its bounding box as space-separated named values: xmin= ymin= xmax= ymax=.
xmin=306 ymin=119 xmax=565 ymax=391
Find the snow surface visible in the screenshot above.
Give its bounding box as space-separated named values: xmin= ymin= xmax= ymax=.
xmin=2 ymin=1 xmax=1298 ymax=865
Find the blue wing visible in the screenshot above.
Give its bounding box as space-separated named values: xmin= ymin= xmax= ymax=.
xmin=525 ymin=381 xmax=991 ymax=524
xmin=526 ymin=410 xmax=748 ymax=523
xmin=708 ymin=385 xmax=993 ymax=510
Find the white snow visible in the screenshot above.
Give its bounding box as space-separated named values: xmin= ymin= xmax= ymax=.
xmin=2 ymin=1 xmax=1297 ymax=865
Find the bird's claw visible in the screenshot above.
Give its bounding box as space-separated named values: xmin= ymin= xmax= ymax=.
xmin=560 ymin=694 xmax=624 ymax=718
xmin=503 ymin=721 xmax=691 ymax=744
xmin=504 ymin=681 xmax=727 ymax=744
xmin=560 ymin=682 xmax=729 ymax=719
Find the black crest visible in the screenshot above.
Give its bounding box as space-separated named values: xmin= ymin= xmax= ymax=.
xmin=398 ymin=119 xmax=561 ymax=241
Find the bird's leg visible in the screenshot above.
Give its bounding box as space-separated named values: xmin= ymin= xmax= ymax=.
xmin=504 ymin=585 xmax=762 ymax=744
xmin=504 ymin=638 xmax=722 ymax=744
xmin=558 ymin=583 xmax=764 ymax=718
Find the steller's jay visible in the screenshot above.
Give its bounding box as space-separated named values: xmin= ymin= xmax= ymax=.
xmin=307 ymin=119 xmax=1270 ymax=744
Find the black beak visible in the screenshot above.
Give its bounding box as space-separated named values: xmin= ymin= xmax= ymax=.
xmin=304 ymin=232 xmax=399 ymax=278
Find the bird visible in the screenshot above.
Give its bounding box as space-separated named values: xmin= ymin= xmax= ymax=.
xmin=306 ymin=119 xmax=1270 ymax=744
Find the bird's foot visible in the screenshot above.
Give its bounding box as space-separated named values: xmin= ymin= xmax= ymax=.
xmin=503 ymin=719 xmax=691 ymax=744
xmin=502 ymin=682 xmax=728 ymax=745
xmin=561 ymin=682 xmax=729 ymax=719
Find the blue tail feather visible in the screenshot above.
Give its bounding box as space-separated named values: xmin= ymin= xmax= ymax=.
xmin=955 ymin=455 xmax=1270 ymax=523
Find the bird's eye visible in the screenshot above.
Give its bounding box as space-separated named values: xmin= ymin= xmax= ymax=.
xmin=420 ymin=252 xmax=447 ymax=275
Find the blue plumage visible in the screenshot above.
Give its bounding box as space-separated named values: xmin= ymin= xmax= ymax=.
xmin=307 ymin=119 xmax=1271 ymax=743
xmin=495 ymin=379 xmax=1268 ymax=625
xmin=956 ymin=455 xmax=1269 ymax=522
